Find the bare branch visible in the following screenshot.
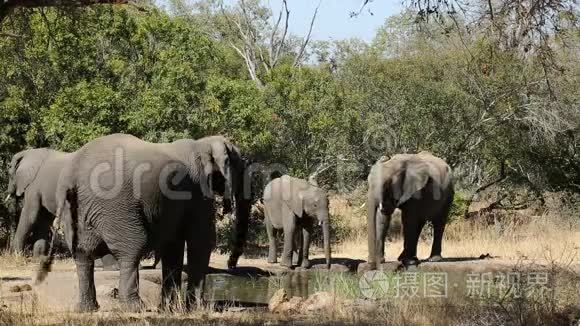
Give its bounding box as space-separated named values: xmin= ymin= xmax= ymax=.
xmin=308 ymin=161 xmax=332 ymax=187
xmin=220 ymin=3 xmax=263 ymax=87
xmin=268 ymin=1 xmax=284 ymax=67
xmin=350 ymin=0 xmax=373 ymax=18
xmin=271 ymin=0 xmax=289 ymax=68
xmin=293 ymin=0 xmax=320 ymax=67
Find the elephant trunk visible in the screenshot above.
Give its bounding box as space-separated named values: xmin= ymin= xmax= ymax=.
xmin=366 ymin=195 xmax=378 ymax=269
xmin=227 ymin=169 xmax=250 ymax=269
xmin=322 ymin=220 xmax=331 ymax=269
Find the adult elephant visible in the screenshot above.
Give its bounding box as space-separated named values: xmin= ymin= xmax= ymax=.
xmin=6 ymin=148 xmax=120 ymax=269
xmin=366 ymin=152 xmax=453 ymax=268
xmin=6 ymin=148 xmax=66 ymax=256
xmin=37 ymin=133 xmax=250 ymax=312
xmin=262 ymin=175 xmax=331 ymax=269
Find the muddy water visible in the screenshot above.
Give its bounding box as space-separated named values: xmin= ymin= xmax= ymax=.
xmin=203 ymin=268 xmax=522 ymax=304
xmin=204 ymin=272 xmax=319 ymax=304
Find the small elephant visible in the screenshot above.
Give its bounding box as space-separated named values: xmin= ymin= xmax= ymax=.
xmin=7 ymin=148 xmax=119 ymax=269
xmin=39 ymin=133 xmax=250 ymax=312
xmin=366 ymin=151 xmax=454 ymax=268
xmin=263 ymin=175 xmax=331 ymax=269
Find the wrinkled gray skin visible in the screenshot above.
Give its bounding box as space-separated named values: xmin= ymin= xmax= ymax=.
xmin=366 ymin=152 xmax=454 ymax=268
xmin=263 ymin=175 xmax=331 ymax=269
xmin=41 ymin=133 xmax=250 ymax=312
xmin=7 ymin=148 xmax=119 ymax=269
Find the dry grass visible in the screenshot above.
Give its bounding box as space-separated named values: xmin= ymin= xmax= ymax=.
xmin=329 ymin=194 xmax=580 ymax=268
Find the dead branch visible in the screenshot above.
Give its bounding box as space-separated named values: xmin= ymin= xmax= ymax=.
xmin=269 ymin=0 xmax=289 ymax=69
xmin=308 ymin=162 xmax=332 ymax=187
xmin=293 ymin=0 xmax=319 ymax=67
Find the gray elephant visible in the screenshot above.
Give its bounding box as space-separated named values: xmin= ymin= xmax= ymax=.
xmin=6 ymin=148 xmax=67 ymax=256
xmin=366 ymin=151 xmax=454 ymax=268
xmin=262 ymin=175 xmax=331 ymax=269
xmin=6 ymin=148 xmax=120 ymax=269
xmin=37 ymin=133 xmax=251 ymax=312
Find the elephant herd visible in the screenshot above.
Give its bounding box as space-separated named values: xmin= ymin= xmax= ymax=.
xmin=5 ymin=133 xmax=454 ymax=312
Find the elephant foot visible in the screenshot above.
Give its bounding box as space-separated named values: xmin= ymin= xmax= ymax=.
xmin=267 ymin=256 xmax=277 ymax=264
xmin=280 ymin=259 xmax=293 ymax=269
xmin=119 ymin=298 xmax=146 ymax=313
xmin=300 ymin=259 xmax=310 ymax=269
xmin=427 ymin=255 xmax=443 ymax=262
xmin=401 ymin=257 xmax=420 ymax=267
xmin=227 ymin=255 xmax=240 ymax=270
xmin=357 ymin=262 xmax=377 ymax=274
xmin=397 ymin=251 xmax=406 ymax=262
xmin=75 ymin=301 xmax=99 ymax=313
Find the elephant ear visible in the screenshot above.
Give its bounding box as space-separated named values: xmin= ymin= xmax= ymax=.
xmin=391 ymin=164 xmax=430 ymax=206
xmin=10 ymin=149 xmax=50 ymax=197
xmin=285 ymin=187 xmax=304 ymax=218
xmin=200 ymin=152 xmax=217 ymax=199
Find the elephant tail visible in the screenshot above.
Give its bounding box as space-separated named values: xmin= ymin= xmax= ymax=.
xmin=35 ymin=219 xmax=59 ymax=284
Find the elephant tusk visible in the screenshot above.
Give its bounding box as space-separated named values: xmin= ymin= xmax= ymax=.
xmin=4 ymin=194 xmax=11 ymax=202
xmin=318 ymin=220 xmax=322 ymax=226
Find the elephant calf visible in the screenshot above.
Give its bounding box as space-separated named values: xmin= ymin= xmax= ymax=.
xmin=263 ymin=175 xmax=331 ymax=269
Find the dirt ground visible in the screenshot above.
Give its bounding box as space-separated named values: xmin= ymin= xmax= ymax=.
xmin=1 ymin=250 xmax=576 ymax=313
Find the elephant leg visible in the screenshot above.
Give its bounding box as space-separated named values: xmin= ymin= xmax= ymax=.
xmin=427 ymin=221 xmax=445 ymax=262
xmin=265 ymin=216 xmax=277 ymax=264
xmin=400 ymin=213 xmax=425 ymax=265
xmin=74 ymin=253 xmax=99 ymax=312
xmin=160 ymin=241 xmax=185 ymax=310
xmin=185 ymin=237 xmax=211 ymax=309
xmin=281 ymin=221 xmax=296 ymax=268
xmin=32 ymin=239 xmax=48 ymax=258
xmin=294 ymin=225 xmax=303 ymax=267
xmin=376 ymin=207 xmax=391 ymax=263
xmin=184 ymin=202 xmax=214 ymax=309
xmin=101 ymin=254 xmax=120 ymax=271
xmin=30 ymin=208 xmax=52 ymax=257
xmin=12 ymin=194 xmax=41 ymax=253
xmin=300 ymin=222 xmax=312 ymax=269
xmin=118 ymin=259 xmax=143 ymax=311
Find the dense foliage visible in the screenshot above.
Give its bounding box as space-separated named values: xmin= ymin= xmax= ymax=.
xmin=0 ymin=2 xmax=578 ymax=244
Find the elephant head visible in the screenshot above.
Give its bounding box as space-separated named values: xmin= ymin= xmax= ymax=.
xmin=7 ymin=148 xmax=50 ymax=199
xmin=286 ymin=185 xmax=331 ymax=269
xmin=194 ymin=135 xmax=251 ymax=269
xmin=196 ymin=136 xmax=246 ymax=207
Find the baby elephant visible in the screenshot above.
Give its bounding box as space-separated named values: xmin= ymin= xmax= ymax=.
xmin=263 ymin=175 xmax=331 ymax=269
